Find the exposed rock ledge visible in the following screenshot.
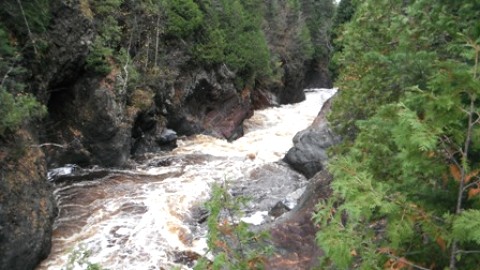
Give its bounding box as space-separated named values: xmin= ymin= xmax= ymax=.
xmin=266 ymin=170 xmax=333 ymax=269
xmin=283 ymin=94 xmax=340 ymax=178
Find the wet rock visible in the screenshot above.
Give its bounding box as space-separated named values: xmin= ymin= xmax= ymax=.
xmin=162 ymin=67 xmax=253 ymax=141
xmin=47 ymin=165 xmax=111 ymax=183
xmin=132 ymin=124 xmax=178 ymax=156
xmin=157 ymin=129 xmax=178 ymax=146
xmin=40 ymin=1 xmax=132 ymax=168
xmin=284 ymin=94 xmax=340 ymax=178
xmin=230 ymin=162 xmax=307 ymax=219
xmin=46 ymin=74 xmax=131 ymax=167
xmin=269 ymin=201 xmax=290 ymax=218
xmin=266 ymin=170 xmax=333 ymax=270
xmin=0 ymin=130 xmax=57 ymax=270
xmin=252 ymin=88 xmax=279 ymax=109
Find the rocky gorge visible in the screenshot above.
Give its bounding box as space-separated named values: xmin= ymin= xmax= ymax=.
xmin=0 ymin=0 xmax=336 ymax=269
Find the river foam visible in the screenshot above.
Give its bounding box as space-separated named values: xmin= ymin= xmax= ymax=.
xmin=37 ymin=88 xmax=336 ymax=270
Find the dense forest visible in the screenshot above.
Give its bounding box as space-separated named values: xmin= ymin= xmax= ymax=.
xmin=2 ymin=0 xmax=480 ymax=269
xmin=0 ymin=0 xmax=333 ymax=140
xmin=317 ymin=0 xmax=480 ymax=269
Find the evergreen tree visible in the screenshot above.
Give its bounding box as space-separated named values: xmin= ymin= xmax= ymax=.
xmin=0 ymin=26 xmax=46 ymax=136
xmin=316 ymin=0 xmax=480 ymax=269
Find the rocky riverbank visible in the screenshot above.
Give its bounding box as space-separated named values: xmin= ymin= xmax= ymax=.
xmin=0 ymin=0 xmax=334 ymax=269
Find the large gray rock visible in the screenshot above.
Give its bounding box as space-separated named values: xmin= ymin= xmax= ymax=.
xmin=283 ymin=95 xmax=340 ymax=178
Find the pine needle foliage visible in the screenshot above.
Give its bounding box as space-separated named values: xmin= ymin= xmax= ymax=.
xmin=193 ymin=0 xmax=272 ymax=86
xmin=194 ymin=183 xmax=273 ymax=270
xmin=316 ymin=0 xmax=480 ymax=269
xmin=0 ymin=26 xmax=46 ymax=137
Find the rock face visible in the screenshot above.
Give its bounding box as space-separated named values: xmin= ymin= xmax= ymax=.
xmin=47 ymin=75 xmax=132 ymax=167
xmin=159 ymin=66 xmax=253 ymax=141
xmin=38 ymin=0 xmax=334 ymax=167
xmin=284 ymin=94 xmax=340 ymax=178
xmin=0 ymin=0 xmax=334 ymax=268
xmin=0 ymin=130 xmax=57 ymax=270
xmin=266 ymin=170 xmax=333 ymax=270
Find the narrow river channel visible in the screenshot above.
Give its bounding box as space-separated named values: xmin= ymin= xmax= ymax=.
xmin=37 ymin=88 xmax=336 ymax=270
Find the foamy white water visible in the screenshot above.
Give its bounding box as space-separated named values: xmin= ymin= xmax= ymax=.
xmin=174 ymin=88 xmax=337 ymax=163
xmin=36 ymin=88 xmax=336 ymax=270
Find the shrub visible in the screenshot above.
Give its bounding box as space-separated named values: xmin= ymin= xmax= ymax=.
xmin=0 ymin=88 xmax=46 ymax=136
xmin=194 ymin=182 xmax=273 ymax=270
xmin=0 ymin=26 xmax=46 ymax=137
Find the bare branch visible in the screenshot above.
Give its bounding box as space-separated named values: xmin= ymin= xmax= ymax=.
xmin=462 ymin=178 xmax=480 ymax=192
xmin=15 ymin=0 xmax=38 ymax=56
xmin=450 ymin=95 xmax=476 ymax=270
xmin=455 ymin=250 xmax=480 ymax=255
xmin=0 ymin=66 xmax=14 ymax=88
xmin=29 ymin=143 xmax=66 ymax=148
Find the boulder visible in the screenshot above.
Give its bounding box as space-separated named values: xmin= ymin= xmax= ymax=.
xmin=283 ymin=94 xmax=340 ymax=178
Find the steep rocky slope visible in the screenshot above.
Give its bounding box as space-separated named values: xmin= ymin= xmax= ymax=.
xmin=0 ymin=130 xmax=57 ymax=270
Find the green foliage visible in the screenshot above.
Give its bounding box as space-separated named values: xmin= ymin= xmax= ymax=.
xmin=192 ymin=0 xmax=272 ymax=86
xmin=63 ymin=245 xmax=104 ymax=270
xmin=316 ymin=0 xmax=480 ymax=269
xmin=0 ymin=27 xmax=14 ymax=58
xmin=194 ymin=183 xmax=273 ymax=270
xmin=0 ymin=88 xmax=46 ymax=136
xmin=0 ymin=0 xmax=51 ymax=34
xmin=90 ymin=0 xmax=123 ymax=15
xmin=193 ymin=27 xmax=226 ymax=65
xmin=0 ymin=26 xmax=46 ymax=137
xmin=85 ymin=38 xmax=113 ymax=75
xmin=0 ymin=0 xmax=52 ymax=55
xmin=453 ymin=210 xmax=480 ymax=245
xmin=85 ymin=0 xmax=125 ymax=75
xmin=164 ymin=0 xmax=203 ymax=38
xmin=298 ymin=25 xmax=314 ymax=59
xmin=301 ymin=0 xmax=335 ymax=60
xmin=329 ymin=0 xmax=357 ymax=80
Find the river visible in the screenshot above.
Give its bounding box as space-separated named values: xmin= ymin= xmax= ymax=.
xmin=36 ymin=88 xmax=336 ymax=270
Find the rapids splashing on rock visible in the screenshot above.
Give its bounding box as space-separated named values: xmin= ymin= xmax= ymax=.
xmin=36 ymin=88 xmax=336 ymax=270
